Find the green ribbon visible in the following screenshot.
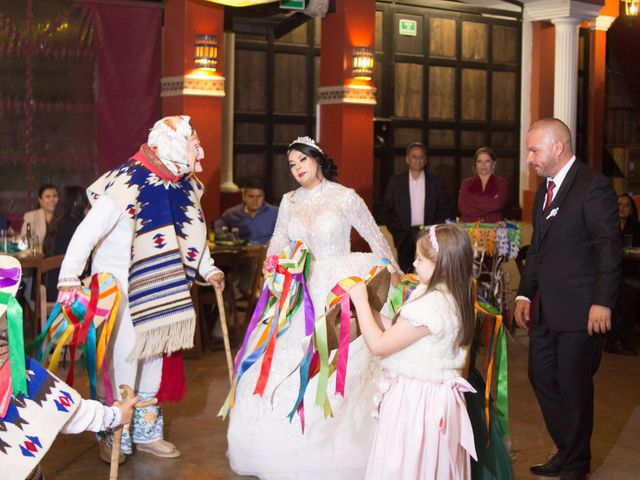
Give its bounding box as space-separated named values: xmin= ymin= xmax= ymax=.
xmin=0 ymin=291 xmax=27 ymax=397
xmin=313 ymin=312 xmax=330 ymax=410
xmin=389 ymin=276 xmax=419 ymax=316
xmin=493 ymin=323 xmax=510 ymax=436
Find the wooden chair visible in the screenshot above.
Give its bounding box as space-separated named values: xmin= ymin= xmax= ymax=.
xmin=235 ymin=245 xmax=267 ymax=324
xmin=16 ymin=254 xmax=43 ymax=341
xmin=38 ymin=255 xmax=65 ymax=334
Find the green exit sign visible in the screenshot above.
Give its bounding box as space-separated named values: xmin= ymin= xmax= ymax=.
xmin=399 ymin=19 xmax=417 ymax=37
xmin=280 ymin=0 xmax=305 ymax=10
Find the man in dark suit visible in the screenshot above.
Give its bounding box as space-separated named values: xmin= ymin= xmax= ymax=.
xmin=380 ymin=143 xmax=452 ymax=273
xmin=514 ymin=118 xmax=622 ymax=480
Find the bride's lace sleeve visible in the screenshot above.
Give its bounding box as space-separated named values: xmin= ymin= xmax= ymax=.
xmin=344 ymin=189 xmax=401 ymax=272
xmin=266 ymin=193 xmax=291 ymax=257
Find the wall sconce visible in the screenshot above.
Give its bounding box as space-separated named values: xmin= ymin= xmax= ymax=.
xmin=623 ymin=0 xmax=639 ymax=15
xmin=352 ymin=46 xmax=374 ymax=80
xmin=194 ymin=34 xmax=218 ymax=70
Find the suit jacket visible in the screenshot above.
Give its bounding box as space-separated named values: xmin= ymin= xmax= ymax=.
xmin=380 ymin=170 xmax=452 ymax=247
xmin=517 ymin=161 xmax=622 ymax=331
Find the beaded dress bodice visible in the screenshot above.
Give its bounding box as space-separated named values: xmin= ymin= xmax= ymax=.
xmin=267 ymin=180 xmax=396 ymax=265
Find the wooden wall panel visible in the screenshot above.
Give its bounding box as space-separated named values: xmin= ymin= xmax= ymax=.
xmin=429 ymin=17 xmax=456 ymax=58
xmin=493 ymin=25 xmax=517 ymax=64
xmin=428 ymin=66 xmax=455 ymax=120
xmin=274 ymin=53 xmax=307 ymax=113
xmin=492 ymin=71 xmax=516 ymax=121
xmin=279 ymin=22 xmax=308 ymax=44
xmin=234 ymin=153 xmax=267 ymax=185
xmin=274 ymin=124 xmax=306 ymax=144
xmin=428 ymin=129 xmax=455 ymax=147
xmin=375 ymin=10 xmax=384 ymax=52
xmin=462 ymin=21 xmax=487 ymax=61
xmin=394 ymin=13 xmax=423 ymax=54
xmin=235 ymin=122 xmax=265 ymax=143
xmin=236 ymin=50 xmax=266 ymax=112
xmin=461 ymin=68 xmax=486 ymax=120
xmin=460 ymin=130 xmax=485 ymax=148
xmin=394 ymin=127 xmax=422 ymax=146
xmin=394 ymin=62 xmax=423 ymax=118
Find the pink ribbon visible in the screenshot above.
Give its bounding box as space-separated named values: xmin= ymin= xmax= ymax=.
xmin=435 ymin=377 xmax=478 ymax=476
xmin=334 ymin=295 xmax=351 ymax=396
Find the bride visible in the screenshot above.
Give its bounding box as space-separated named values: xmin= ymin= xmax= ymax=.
xmin=227 ymin=137 xmax=399 ymax=479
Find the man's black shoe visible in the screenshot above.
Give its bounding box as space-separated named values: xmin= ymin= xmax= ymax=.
xmin=604 ymin=339 xmax=638 ymax=356
xmin=530 ymin=456 xmax=564 ymax=477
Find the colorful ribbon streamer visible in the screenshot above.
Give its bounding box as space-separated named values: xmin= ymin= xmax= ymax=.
xmin=448 ymin=221 xmax=522 ymax=259
xmin=218 ymin=241 xmax=314 ymax=418
xmin=287 ymin=262 xmax=391 ymax=432
xmin=475 ymin=298 xmax=510 ymax=437
xmin=28 ymin=272 xmax=121 ymax=401
xmin=0 ymin=291 xmax=27 ymax=398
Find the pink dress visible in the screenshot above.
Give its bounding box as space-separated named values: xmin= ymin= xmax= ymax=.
xmin=366 ymin=286 xmax=477 ymax=480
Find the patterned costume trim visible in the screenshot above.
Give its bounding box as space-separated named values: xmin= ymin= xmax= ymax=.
xmin=0 ymin=358 xmax=81 ymax=480
xmin=87 ymin=152 xmax=207 ymax=360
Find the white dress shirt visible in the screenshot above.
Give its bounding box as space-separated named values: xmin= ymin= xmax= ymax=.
xmin=409 ymin=171 xmax=425 ymax=227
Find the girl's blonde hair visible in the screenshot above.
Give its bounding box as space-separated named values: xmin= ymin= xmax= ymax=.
xmin=401 ymin=224 xmax=475 ymax=346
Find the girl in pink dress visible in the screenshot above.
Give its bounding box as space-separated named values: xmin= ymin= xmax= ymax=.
xmin=349 ymin=223 xmax=477 ymax=480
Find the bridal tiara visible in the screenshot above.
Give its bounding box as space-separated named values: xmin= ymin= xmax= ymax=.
xmin=289 ymin=136 xmax=324 ymax=155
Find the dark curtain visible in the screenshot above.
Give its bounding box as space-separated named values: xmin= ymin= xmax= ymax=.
xmin=608 ymin=17 xmax=640 ymax=109
xmin=81 ymin=0 xmax=162 ymax=171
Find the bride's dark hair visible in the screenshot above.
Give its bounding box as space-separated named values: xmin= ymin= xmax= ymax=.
xmin=287 ymin=141 xmax=338 ymax=181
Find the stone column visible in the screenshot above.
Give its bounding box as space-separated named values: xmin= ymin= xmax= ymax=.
xmin=221 ymin=32 xmax=239 ymax=194
xmin=551 ymin=17 xmax=581 ymax=146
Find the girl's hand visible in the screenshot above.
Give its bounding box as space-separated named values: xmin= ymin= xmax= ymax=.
xmin=114 ymin=395 xmax=140 ymax=426
xmin=349 ymin=282 xmax=368 ymax=305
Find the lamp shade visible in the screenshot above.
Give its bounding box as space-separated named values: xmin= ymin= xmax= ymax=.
xmin=194 ymin=34 xmax=219 ymax=70
xmin=352 ymin=46 xmax=374 ymax=80
xmin=624 ymin=0 xmax=639 ymax=15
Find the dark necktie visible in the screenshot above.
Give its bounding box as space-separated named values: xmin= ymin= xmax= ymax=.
xmin=544 ymin=180 xmax=555 ymax=211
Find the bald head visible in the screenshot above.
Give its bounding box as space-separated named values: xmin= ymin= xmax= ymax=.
xmin=529 ymin=118 xmax=574 ymax=156
xmin=526 ymin=117 xmax=575 ymax=178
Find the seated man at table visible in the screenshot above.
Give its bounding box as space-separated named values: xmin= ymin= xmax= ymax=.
xmin=214 ymin=178 xmax=278 ymax=245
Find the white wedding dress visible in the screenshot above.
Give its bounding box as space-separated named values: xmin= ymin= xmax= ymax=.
xmin=227 ymin=179 xmax=398 ymax=479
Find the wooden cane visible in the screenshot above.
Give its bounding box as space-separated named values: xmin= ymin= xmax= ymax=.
xmin=109 ymin=385 xmax=157 ymax=480
xmin=215 ymin=286 xmax=234 ymax=384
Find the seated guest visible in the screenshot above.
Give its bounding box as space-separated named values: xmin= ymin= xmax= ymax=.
xmin=458 ymin=146 xmax=508 ymax=222
xmin=43 ymin=186 xmax=89 ymax=301
xmin=43 ymin=186 xmax=90 ymax=257
xmin=606 ymin=193 xmax=640 ymax=356
xmin=214 ymin=178 xmax=278 ymax=245
xmin=0 ymin=212 xmax=8 ymax=231
xmin=20 ymin=183 xmax=59 ymax=242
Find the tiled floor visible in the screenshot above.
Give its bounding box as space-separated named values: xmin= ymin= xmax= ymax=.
xmin=41 ymin=327 xmax=640 ymax=479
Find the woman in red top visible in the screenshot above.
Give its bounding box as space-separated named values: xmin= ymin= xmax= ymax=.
xmin=458 ymin=146 xmax=508 ymax=222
